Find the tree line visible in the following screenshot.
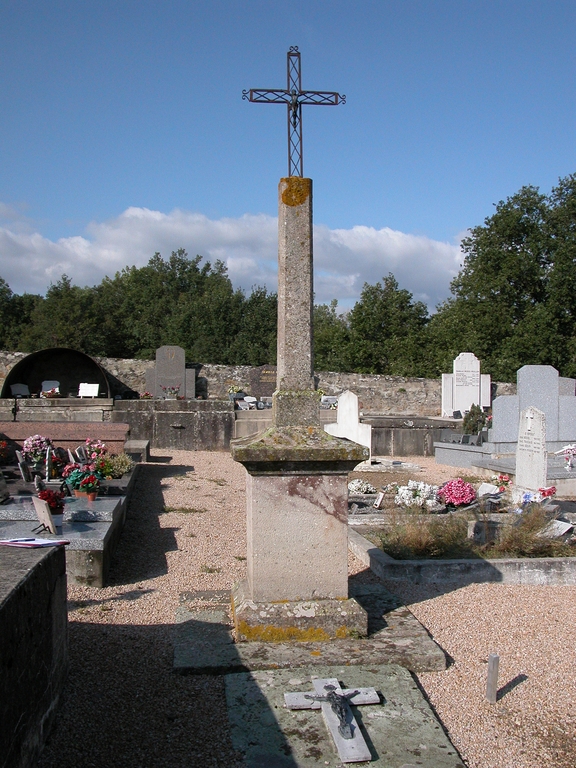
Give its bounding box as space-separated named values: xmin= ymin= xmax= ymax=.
xmin=3 ymin=172 xmax=576 ymax=381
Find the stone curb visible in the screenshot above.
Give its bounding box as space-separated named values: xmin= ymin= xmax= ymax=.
xmin=349 ymin=528 xmax=576 ymax=585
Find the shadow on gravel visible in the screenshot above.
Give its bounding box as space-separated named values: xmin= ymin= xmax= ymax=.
xmin=39 ymin=619 xmax=298 ymax=768
xmin=497 ymin=673 xmax=528 ymax=701
xmin=106 ymin=462 xmax=195 ymax=586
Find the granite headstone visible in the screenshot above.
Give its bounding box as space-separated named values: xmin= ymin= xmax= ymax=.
xmin=515 ymin=406 xmax=547 ymax=491
xmin=248 ymin=365 xmax=277 ymax=399
xmin=147 ymin=345 xmax=186 ymax=399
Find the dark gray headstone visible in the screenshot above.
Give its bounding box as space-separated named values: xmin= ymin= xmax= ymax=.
xmin=248 ymin=365 xmax=277 ymax=399
xmin=154 ymin=346 xmax=186 ymax=399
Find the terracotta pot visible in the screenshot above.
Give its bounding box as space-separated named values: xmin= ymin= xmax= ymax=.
xmin=74 ymin=490 xmax=98 ymax=501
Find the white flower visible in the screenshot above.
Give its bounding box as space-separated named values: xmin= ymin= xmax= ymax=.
xmin=348 ymin=479 xmax=376 ymax=495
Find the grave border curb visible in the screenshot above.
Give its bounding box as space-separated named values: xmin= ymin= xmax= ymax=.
xmin=349 ymin=528 xmax=576 ymax=585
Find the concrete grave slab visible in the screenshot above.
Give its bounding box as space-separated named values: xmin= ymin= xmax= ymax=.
xmin=225 ymin=665 xmax=463 ymax=768
xmin=173 ymin=582 xmax=446 ymax=675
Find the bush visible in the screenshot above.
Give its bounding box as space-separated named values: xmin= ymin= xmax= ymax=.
xmin=463 ymin=404 xmax=488 ymax=434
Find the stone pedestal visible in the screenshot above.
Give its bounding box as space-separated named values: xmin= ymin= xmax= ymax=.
xmin=231 ymin=426 xmax=369 ymax=641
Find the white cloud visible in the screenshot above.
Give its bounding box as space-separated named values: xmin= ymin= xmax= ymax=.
xmin=0 ymin=205 xmax=462 ymax=311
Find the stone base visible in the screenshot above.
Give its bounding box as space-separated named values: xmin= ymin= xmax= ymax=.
xmin=231 ymin=580 xmax=368 ymax=642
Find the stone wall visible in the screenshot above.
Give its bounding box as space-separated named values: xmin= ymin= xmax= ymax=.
xmin=0 ymin=352 xmax=515 ymax=417
xmin=0 ymin=546 xmax=68 ymax=768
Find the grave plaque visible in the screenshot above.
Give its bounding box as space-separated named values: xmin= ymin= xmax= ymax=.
xmin=442 ymin=352 xmax=490 ymax=417
xmin=153 ymin=345 xmax=185 ymax=399
xmin=453 ymin=352 xmax=481 ymax=415
xmin=248 ymin=365 xmax=277 ymax=399
xmin=515 ymin=406 xmax=547 ymax=491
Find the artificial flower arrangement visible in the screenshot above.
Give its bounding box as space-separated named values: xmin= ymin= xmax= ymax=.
xmin=227 ymin=384 xmax=244 ymax=394
xmin=38 ymin=489 xmax=65 ymax=512
xmin=139 ymin=391 xmax=153 ymax=399
xmin=491 ymin=474 xmax=511 ymax=493
xmin=348 ymin=478 xmax=376 ymax=495
xmin=161 ymin=384 xmax=181 ymax=396
xmin=561 ymin=445 xmax=576 ymax=471
xmin=394 ymin=480 xmax=443 ymax=511
xmin=78 ymin=473 xmax=100 ymax=493
xmin=437 ymin=478 xmax=477 ymax=507
xmin=40 ymin=387 xmax=60 ymax=398
xmin=0 ymin=440 xmax=8 ymax=461
xmin=22 ymin=434 xmax=54 ymax=463
xmin=63 ymin=463 xmax=101 ymax=491
xmin=85 ymin=438 xmax=108 ymax=459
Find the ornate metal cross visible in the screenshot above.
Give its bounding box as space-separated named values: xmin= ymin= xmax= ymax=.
xmin=284 ymin=677 xmax=379 ymax=763
xmin=243 ymin=46 xmax=346 ymax=177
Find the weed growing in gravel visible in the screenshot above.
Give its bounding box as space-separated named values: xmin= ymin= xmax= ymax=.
xmin=234 ymin=555 xmax=246 ymax=561
xmin=208 ymin=478 xmax=227 ymax=486
xmin=486 ymin=506 xmax=574 ymax=558
xmin=200 ymin=565 xmax=221 ymax=573
xmin=163 ymin=505 xmax=206 ymax=514
xmin=373 ymin=504 xmax=576 ymax=559
xmin=376 ymin=513 xmax=476 ymax=559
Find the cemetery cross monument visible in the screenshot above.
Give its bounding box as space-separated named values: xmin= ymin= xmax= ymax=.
xmin=231 ymin=48 xmax=368 ymax=642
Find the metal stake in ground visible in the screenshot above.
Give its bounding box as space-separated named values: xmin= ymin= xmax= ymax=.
xmin=243 ymin=46 xmax=346 ymax=177
xmin=285 ymin=677 xmax=379 ymax=763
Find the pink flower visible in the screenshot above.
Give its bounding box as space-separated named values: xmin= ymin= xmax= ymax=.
xmin=437 ymin=478 xmax=476 ymax=506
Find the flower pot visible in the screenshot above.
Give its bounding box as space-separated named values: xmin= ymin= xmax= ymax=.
xmin=51 ymin=512 xmax=64 ymax=528
xmin=74 ymin=490 xmax=98 ymax=501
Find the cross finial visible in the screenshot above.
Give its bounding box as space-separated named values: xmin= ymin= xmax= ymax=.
xmin=243 ymin=46 xmax=346 ymax=177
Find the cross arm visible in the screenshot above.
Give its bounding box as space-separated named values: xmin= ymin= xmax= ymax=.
xmin=284 ymin=687 xmax=379 ymax=710
xmin=242 ymin=88 xmax=291 ymax=104
xmin=298 ymin=90 xmax=346 ymax=106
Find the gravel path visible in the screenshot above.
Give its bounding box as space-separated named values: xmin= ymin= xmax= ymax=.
xmin=38 ymin=450 xmax=576 ymax=767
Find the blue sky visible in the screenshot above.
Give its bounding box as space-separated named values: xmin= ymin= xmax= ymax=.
xmin=1 ymin=1 xmax=575 ymax=311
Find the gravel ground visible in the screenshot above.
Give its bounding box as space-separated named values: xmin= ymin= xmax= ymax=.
xmin=38 ymin=451 xmax=576 ymax=767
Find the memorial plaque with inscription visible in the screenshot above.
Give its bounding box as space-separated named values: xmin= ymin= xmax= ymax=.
xmin=248 ymin=365 xmax=277 ymax=399
xmin=515 ymin=406 xmax=547 ymax=491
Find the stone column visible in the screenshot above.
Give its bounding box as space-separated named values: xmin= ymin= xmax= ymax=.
xmin=274 ymin=177 xmax=319 ymax=428
xmin=230 ymin=177 xmax=369 ymax=643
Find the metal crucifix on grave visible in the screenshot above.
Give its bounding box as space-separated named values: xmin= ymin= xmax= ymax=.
xmin=285 ymin=677 xmax=380 ymax=763
xmin=242 ymin=46 xmax=346 ymax=177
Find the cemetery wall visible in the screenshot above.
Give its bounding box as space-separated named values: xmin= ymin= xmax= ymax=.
xmin=0 ymin=352 xmax=515 ymax=416
xmin=0 ymin=546 xmax=68 ymax=768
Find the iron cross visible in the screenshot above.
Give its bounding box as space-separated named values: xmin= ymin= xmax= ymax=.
xmin=243 ymin=46 xmax=346 ymax=177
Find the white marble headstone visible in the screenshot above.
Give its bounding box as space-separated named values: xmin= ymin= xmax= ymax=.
xmin=324 ymin=390 xmax=372 ymax=459
xmin=515 ymin=406 xmax=547 ymax=491
xmin=453 ymin=353 xmax=481 ymax=415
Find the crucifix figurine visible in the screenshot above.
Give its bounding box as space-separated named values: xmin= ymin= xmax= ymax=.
xmin=285 ymin=677 xmax=379 ymax=763
xmin=243 ymin=46 xmax=346 ymax=177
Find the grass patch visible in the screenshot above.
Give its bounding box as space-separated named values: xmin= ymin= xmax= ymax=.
xmin=208 ymin=478 xmax=227 ymax=486
xmin=376 ymin=513 xmax=478 ymax=559
xmin=373 ymin=505 xmax=576 ymax=560
xmin=200 ymin=565 xmax=221 ymax=573
xmin=234 ymin=555 xmax=247 ymax=561
xmin=163 ymin=505 xmax=206 ymax=514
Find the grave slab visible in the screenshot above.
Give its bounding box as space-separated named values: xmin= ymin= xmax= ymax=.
xmin=225 ymin=665 xmax=463 ymax=768
xmin=173 ymin=583 xmax=447 ymax=674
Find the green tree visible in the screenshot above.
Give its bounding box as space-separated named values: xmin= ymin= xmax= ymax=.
xmin=229 ymin=287 xmax=277 ymax=365
xmin=425 ymin=185 xmax=550 ymax=379
xmin=19 ymin=276 xmax=98 ymax=352
xmin=313 ymin=300 xmax=350 ymax=372
xmin=345 ymin=275 xmax=429 ymax=374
